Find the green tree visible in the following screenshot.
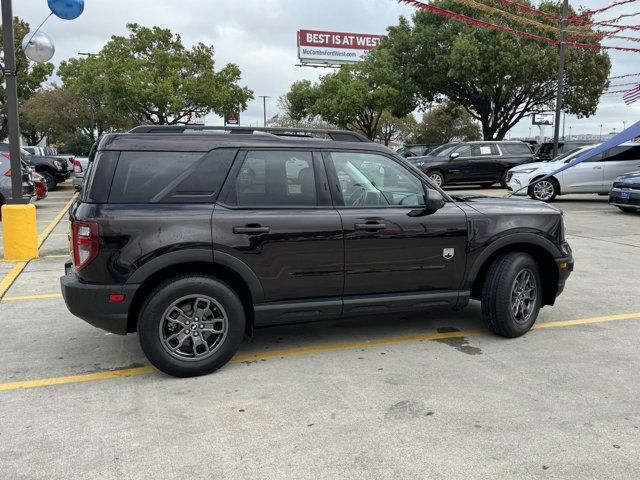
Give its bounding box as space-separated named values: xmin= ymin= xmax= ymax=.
xmin=0 ymin=18 xmax=54 ymax=139
xmin=410 ymin=103 xmax=481 ymax=143
xmin=376 ymin=110 xmax=417 ymax=146
xmin=20 ymin=86 xmax=134 ymax=153
xmin=285 ymin=55 xmax=411 ymax=140
xmin=59 ymin=23 xmax=253 ymax=126
xmin=377 ymin=0 xmax=610 ymax=140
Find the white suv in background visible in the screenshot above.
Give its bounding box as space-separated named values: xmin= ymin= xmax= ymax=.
xmin=506 ymin=142 xmax=640 ymax=202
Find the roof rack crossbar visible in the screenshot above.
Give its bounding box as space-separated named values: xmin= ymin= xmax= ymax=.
xmin=128 ymin=125 xmax=371 ymax=143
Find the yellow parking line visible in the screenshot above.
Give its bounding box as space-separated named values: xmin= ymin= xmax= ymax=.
xmin=43 ymin=255 xmax=69 ymax=259
xmin=2 ymin=293 xmax=63 ymax=302
xmin=1 ymin=311 xmax=639 ymax=393
xmin=37 ymin=194 xmax=76 ymax=246
xmin=0 ymin=261 xmax=29 ymax=299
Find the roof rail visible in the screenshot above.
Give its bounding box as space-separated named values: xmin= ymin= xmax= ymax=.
xmin=128 ymin=125 xmax=371 ymax=143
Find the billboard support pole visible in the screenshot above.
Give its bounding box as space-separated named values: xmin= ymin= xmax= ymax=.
xmin=552 ymin=0 xmax=569 ymax=157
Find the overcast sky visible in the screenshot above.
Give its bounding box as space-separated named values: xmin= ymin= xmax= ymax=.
xmin=15 ymin=0 xmax=640 ymax=138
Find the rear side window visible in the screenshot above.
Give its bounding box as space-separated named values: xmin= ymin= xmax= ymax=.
xmin=225 ymin=150 xmax=316 ymax=207
xmin=108 ymin=149 xmax=235 ymax=204
xmin=603 ymin=146 xmax=640 ymax=162
xmin=500 ymin=143 xmax=531 ymax=155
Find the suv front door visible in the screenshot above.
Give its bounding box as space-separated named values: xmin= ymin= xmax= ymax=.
xmin=214 ymin=149 xmax=344 ymax=318
xmin=561 ymin=152 xmax=604 ymax=193
xmin=324 ymin=150 xmax=468 ymax=299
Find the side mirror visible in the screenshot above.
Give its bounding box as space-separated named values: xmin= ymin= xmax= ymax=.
xmin=449 ymin=152 xmax=460 ymax=160
xmin=408 ymin=189 xmax=446 ymax=217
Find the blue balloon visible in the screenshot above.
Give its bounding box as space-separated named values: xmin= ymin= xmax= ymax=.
xmin=48 ymin=0 xmax=84 ymax=20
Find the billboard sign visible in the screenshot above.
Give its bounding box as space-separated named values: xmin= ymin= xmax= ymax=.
xmin=532 ymin=113 xmax=554 ymax=125
xmin=224 ymin=111 xmax=240 ymax=126
xmin=297 ymin=29 xmax=384 ymax=65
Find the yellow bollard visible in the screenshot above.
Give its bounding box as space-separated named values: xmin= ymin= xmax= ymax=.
xmin=1 ymin=203 xmax=39 ymax=261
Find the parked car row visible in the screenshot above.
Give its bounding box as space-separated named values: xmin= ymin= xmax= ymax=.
xmin=506 ymin=142 xmax=640 ymax=211
xmin=407 ymin=141 xmax=535 ymax=188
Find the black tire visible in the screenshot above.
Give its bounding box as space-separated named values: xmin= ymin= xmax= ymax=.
xmin=499 ymin=170 xmax=509 ymax=188
xmin=481 ymin=252 xmax=542 ymax=338
xmin=39 ymin=171 xmax=57 ymax=191
xmin=137 ymin=275 xmax=246 ymax=377
xmin=426 ymin=170 xmax=445 ymax=188
xmin=528 ymin=177 xmax=558 ymax=202
xmin=618 ymin=206 xmax=637 ymax=213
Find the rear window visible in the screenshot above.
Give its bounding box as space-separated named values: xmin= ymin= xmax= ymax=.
xmin=500 ymin=143 xmax=532 ymax=155
xmin=83 ymin=149 xmax=235 ymax=204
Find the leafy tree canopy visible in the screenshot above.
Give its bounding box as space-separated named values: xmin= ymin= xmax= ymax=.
xmin=377 ymin=110 xmax=417 ymax=146
xmin=285 ymin=54 xmax=412 ymax=140
xmin=0 ymin=18 xmax=54 ymax=139
xmin=409 ymin=102 xmax=481 ymax=144
xmin=377 ymin=0 xmax=611 ymax=140
xmin=59 ymin=23 xmax=253 ymax=125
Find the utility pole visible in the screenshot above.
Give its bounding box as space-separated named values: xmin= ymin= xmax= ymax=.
xmin=599 ymin=124 xmax=604 ymax=140
xmin=258 ymin=95 xmax=271 ymax=127
xmin=552 ymin=0 xmax=569 ymax=157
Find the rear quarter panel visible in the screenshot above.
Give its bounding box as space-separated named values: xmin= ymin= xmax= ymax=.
xmin=72 ymin=202 xmax=214 ymax=284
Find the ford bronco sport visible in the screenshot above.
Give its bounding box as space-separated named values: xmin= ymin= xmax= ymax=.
xmin=61 ymin=126 xmax=574 ymax=377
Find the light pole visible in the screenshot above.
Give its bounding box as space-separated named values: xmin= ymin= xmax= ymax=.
xmin=599 ymin=124 xmax=603 ymax=140
xmin=258 ymin=95 xmax=271 ymax=127
xmin=623 ymin=121 xmax=627 ymax=131
xmin=568 ymin=126 xmax=572 ymax=139
xmin=1 ymin=0 xmax=84 ymax=261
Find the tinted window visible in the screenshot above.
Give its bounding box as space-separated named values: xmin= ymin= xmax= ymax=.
xmin=470 ymin=144 xmax=495 ymax=156
xmin=428 ymin=143 xmax=457 ymax=157
xmin=500 ymin=143 xmax=531 ymax=155
xmin=603 ymin=146 xmax=640 ymax=162
xmin=228 ymin=151 xmax=316 ymax=207
xmin=329 ymin=151 xmax=425 ymax=207
xmin=108 ymin=150 xmax=234 ymax=203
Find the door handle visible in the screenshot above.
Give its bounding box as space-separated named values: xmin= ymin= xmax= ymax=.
xmin=355 ymin=222 xmax=387 ymax=231
xmin=593 ymin=166 xmax=602 ymax=170
xmin=233 ymin=225 xmax=270 ymax=235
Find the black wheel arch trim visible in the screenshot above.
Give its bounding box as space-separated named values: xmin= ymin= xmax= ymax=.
xmin=125 ymin=248 xmax=265 ymax=303
xmin=464 ymin=233 xmax=562 ymax=290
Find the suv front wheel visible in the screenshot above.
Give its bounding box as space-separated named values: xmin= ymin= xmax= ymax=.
xmin=426 ymin=170 xmax=445 ymax=188
xmin=528 ymin=177 xmax=559 ymax=202
xmin=481 ymin=252 xmax=541 ymax=338
xmin=137 ymin=275 xmax=246 ymax=377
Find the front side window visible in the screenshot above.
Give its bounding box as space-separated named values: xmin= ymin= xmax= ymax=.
xmin=229 ymin=150 xmax=316 ymax=207
xmin=329 ymin=152 xmax=425 ymax=207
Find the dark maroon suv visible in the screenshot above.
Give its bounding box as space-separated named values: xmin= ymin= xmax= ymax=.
xmin=61 ymin=126 xmax=573 ymax=377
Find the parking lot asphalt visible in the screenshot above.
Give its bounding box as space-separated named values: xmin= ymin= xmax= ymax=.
xmin=1 ymin=184 xmax=639 ymax=479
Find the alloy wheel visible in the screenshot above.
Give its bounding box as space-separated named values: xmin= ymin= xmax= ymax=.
xmin=159 ymin=295 xmax=228 ymax=361
xmin=428 ymin=172 xmax=443 ymax=187
xmin=510 ymin=269 xmax=537 ymax=324
xmin=533 ymin=180 xmax=555 ymax=201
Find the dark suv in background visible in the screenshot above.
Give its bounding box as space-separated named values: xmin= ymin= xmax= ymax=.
xmin=61 ymin=127 xmax=573 ymax=378
xmin=408 ymin=141 xmax=534 ymax=188
xmin=535 ymin=141 xmax=598 ymax=162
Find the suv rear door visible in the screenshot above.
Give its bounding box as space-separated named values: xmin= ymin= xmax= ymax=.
xmin=465 ymin=143 xmax=501 ymax=182
xmin=214 ymin=149 xmax=344 ymax=320
xmin=323 ymin=150 xmax=467 ymax=303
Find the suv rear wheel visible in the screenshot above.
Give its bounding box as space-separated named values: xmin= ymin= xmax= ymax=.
xmin=481 ymin=252 xmax=541 ymax=338
xmin=137 ymin=275 xmax=245 ymax=377
xmin=39 ymin=171 xmax=57 ymax=191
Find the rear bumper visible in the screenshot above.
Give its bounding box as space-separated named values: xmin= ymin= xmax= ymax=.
xmin=609 ymin=187 xmax=640 ymax=208
xmin=60 ymin=268 xmax=139 ymax=335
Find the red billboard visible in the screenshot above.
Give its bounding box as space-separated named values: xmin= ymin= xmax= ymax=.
xmin=297 ymin=29 xmax=384 ymax=65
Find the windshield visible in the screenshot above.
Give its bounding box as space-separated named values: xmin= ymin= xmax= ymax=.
xmin=552 ymin=146 xmax=593 ymax=162
xmin=427 ymin=143 xmax=457 ymax=157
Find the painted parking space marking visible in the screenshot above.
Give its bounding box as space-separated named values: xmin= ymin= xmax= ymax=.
xmin=0 ymin=311 xmax=639 ymax=393
xmin=2 ymin=293 xmax=63 ymax=302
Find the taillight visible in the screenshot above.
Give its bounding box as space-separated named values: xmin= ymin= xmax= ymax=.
xmin=2 ymin=153 xmax=10 ymax=176
xmin=72 ymin=222 xmax=99 ymax=270
xmin=4 ymin=169 xmax=10 ymax=177
xmin=73 ymin=159 xmax=83 ymax=173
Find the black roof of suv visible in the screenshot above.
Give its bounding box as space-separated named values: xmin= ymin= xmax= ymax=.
xmin=61 ymin=126 xmax=573 ymax=377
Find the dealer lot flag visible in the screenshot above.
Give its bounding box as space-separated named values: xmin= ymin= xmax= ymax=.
xmin=623 ymin=85 xmax=640 ymax=105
